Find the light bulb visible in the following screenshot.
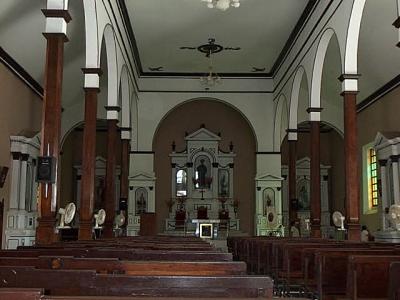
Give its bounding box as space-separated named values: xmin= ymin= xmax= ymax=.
xmin=216 ymin=0 xmax=230 ymax=11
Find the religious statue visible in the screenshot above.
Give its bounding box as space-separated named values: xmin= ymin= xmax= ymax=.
xmin=196 ymin=159 xmax=207 ymax=188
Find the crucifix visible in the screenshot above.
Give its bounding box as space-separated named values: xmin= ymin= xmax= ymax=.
xmin=199 ymin=188 xmax=206 ymax=200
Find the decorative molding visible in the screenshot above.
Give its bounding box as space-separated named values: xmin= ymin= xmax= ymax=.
xmin=357 ymin=74 xmax=400 ymax=113
xmin=306 ymin=107 xmax=323 ymax=113
xmin=119 ymin=127 xmax=132 ymax=132
xmin=393 ymin=17 xmax=400 ymax=29
xmin=256 ymin=152 xmax=281 ymax=155
xmin=0 ymin=47 xmax=43 ymax=97
xmin=130 ymin=151 xmax=155 ymax=154
xmin=104 ymin=106 xmax=121 ymax=112
xmin=41 ymin=9 xmax=72 ymax=23
xmin=338 ymin=74 xmax=361 ymax=82
xmin=82 ymin=68 xmax=102 ymax=75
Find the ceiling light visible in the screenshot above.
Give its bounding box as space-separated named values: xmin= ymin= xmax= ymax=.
xmin=200 ymin=49 xmax=221 ymax=88
xmin=201 ymin=0 xmax=240 ymax=11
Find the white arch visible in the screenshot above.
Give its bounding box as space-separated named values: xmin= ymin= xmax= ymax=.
xmin=288 ymin=66 xmax=307 ymax=140
xmin=100 ymin=24 xmax=119 ymax=120
xmin=273 ymin=94 xmax=288 ymax=151
xmin=344 ymin=0 xmax=367 ymax=76
xmin=310 ymin=28 xmax=337 ymax=113
xmin=130 ymin=91 xmax=139 ymax=151
xmin=83 ymin=0 xmax=99 ymax=69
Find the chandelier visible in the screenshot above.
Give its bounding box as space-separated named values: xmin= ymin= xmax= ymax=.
xmin=201 ymin=0 xmax=240 ymax=11
xmin=200 ymin=41 xmax=221 ymax=87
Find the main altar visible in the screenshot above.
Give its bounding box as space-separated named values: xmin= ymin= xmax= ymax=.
xmin=165 ymin=126 xmax=239 ymax=235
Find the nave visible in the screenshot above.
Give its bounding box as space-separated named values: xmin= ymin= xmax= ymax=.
xmin=1 ymin=235 xmax=399 ymax=299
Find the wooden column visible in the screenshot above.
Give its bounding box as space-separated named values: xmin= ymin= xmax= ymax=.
xmin=288 ymin=137 xmax=298 ymax=234
xmin=103 ymin=117 xmax=119 ymax=238
xmin=119 ymin=135 xmax=130 ymax=233
xmin=342 ymin=91 xmax=360 ymax=241
xmin=309 ymin=116 xmax=321 ymax=238
xmin=36 ymin=10 xmax=70 ymax=244
xmin=78 ymin=69 xmax=101 ymax=240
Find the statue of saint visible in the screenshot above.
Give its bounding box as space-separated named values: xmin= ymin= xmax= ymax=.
xmin=196 ymin=159 xmax=207 ymax=188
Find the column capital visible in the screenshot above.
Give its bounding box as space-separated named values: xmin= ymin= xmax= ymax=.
xmin=41 ymin=9 xmax=72 ymax=23
xmin=11 ymin=152 xmax=21 ymax=160
xmin=391 ymin=155 xmax=400 ymax=162
xmin=379 ymin=159 xmax=388 ymax=167
xmin=82 ymin=68 xmax=102 ymax=89
xmin=307 ymin=107 xmax=323 ymax=122
xmin=339 ymin=74 xmax=361 ymax=93
xmin=286 ymin=129 xmax=298 ymax=141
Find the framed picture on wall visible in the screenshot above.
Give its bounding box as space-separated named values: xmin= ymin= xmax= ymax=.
xmin=200 ymin=223 xmax=213 ymax=239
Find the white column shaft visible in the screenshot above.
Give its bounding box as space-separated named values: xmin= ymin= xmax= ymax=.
xmin=392 ymin=160 xmax=400 ymax=205
xmin=10 ymin=157 xmax=21 ymax=209
xmin=19 ymin=160 xmax=28 ymax=210
xmin=380 ymin=164 xmax=388 ymax=230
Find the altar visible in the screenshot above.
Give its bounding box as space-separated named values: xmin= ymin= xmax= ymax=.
xmin=164 ymin=126 xmax=240 ymax=233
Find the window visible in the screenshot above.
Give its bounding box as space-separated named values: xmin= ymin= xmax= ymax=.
xmin=367 ymin=148 xmax=378 ymax=208
xmin=176 ymin=169 xmax=187 ymax=197
xmin=362 ymin=143 xmax=378 ymax=214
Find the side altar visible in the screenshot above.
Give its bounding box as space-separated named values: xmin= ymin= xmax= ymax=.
xmin=165 ymin=126 xmax=239 ymax=233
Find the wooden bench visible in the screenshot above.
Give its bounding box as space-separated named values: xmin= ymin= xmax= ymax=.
xmin=315 ymin=248 xmax=400 ymax=299
xmin=389 ymin=262 xmax=400 ymax=300
xmin=0 ymin=249 xmax=233 ymax=261
xmin=0 ymin=266 xmax=273 ymax=298
xmin=0 ymin=256 xmax=247 ymax=275
xmin=345 ymin=255 xmax=400 ymax=300
xmin=0 ymin=288 xmax=43 ymax=300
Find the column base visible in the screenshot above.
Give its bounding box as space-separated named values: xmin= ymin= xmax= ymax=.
xmin=36 ymin=217 xmax=58 ymax=245
xmin=102 ymin=221 xmax=114 ymax=238
xmin=347 ymin=223 xmax=361 ymax=241
xmin=311 ymin=223 xmax=321 ymax=238
xmin=78 ymin=220 xmax=93 ymax=240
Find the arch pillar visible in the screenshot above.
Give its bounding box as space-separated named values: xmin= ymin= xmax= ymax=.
xmin=78 ymin=68 xmax=101 ymax=240
xmin=103 ymin=107 xmax=120 ymax=238
xmin=307 ymin=108 xmax=322 ymax=238
xmin=36 ymin=4 xmax=71 ymax=245
xmin=339 ymin=74 xmax=360 ymax=241
xmin=287 ymin=129 xmax=298 ymax=234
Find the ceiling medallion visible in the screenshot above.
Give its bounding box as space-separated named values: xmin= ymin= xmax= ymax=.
xmin=201 ymin=0 xmax=240 ymax=11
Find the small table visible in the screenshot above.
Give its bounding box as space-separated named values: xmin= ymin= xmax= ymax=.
xmin=192 ymin=219 xmax=221 ymax=239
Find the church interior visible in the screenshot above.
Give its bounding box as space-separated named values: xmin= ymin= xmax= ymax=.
xmin=1 ymin=0 xmax=400 ymax=299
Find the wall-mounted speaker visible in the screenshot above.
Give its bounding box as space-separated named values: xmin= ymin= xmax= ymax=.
xmin=36 ymin=156 xmax=56 ymax=183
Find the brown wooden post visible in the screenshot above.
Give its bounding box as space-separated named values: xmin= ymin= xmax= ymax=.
xmin=103 ymin=113 xmax=119 ymax=238
xmin=119 ymin=134 xmax=130 ymax=234
xmin=307 ymin=108 xmax=322 ymax=238
xmin=287 ymin=129 xmax=298 ymax=235
xmin=343 ymin=90 xmax=360 ymax=241
xmin=36 ymin=9 xmax=71 ymax=245
xmin=78 ymin=68 xmax=101 ymax=240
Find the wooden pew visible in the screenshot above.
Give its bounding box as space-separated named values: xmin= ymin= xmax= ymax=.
xmin=0 ymin=288 xmax=43 ymax=300
xmin=345 ymin=255 xmax=400 ymax=300
xmin=389 ymin=262 xmax=400 ymax=300
xmin=315 ymin=248 xmax=400 ymax=299
xmin=0 ymin=266 xmax=274 ymax=298
xmin=0 ymin=248 xmax=233 ymax=261
xmin=0 ymin=256 xmax=247 ymax=275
